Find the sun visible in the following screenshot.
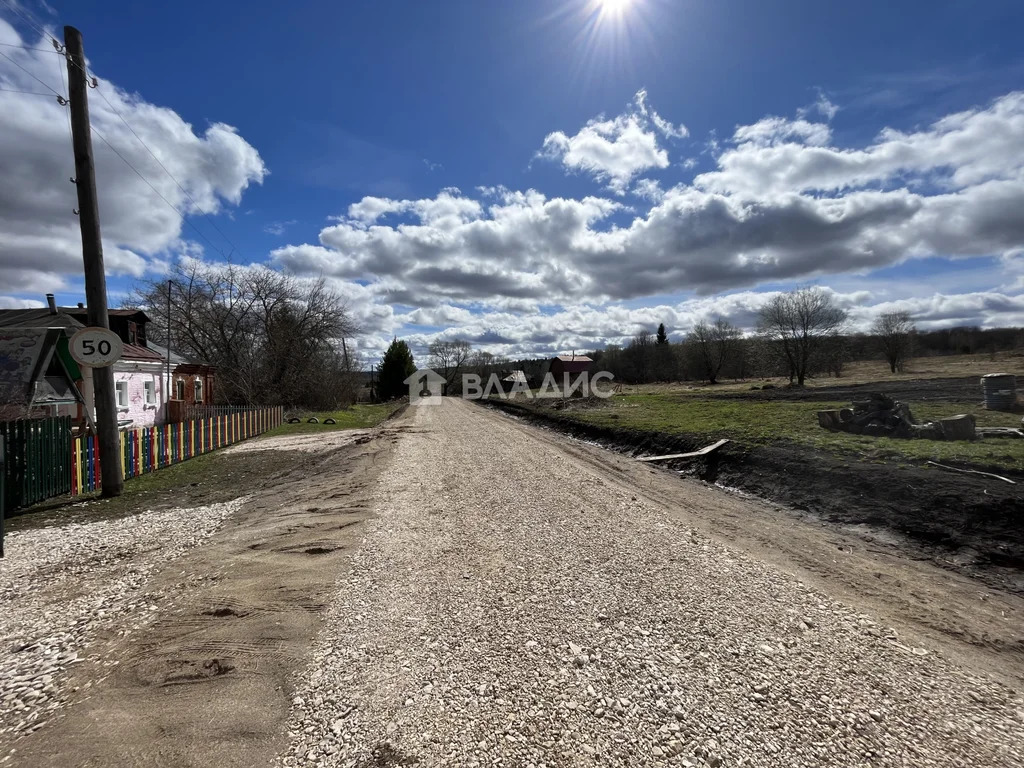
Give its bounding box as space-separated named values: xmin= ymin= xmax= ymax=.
xmin=595 ymin=0 xmax=633 ymax=18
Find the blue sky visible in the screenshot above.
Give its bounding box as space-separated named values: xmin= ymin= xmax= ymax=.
xmin=2 ymin=0 xmax=1024 ymax=359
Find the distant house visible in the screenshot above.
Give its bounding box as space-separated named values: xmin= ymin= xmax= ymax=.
xmin=149 ymin=342 xmax=216 ymax=422
xmin=0 ymin=326 xmax=85 ymax=421
xmin=548 ymin=354 xmax=593 ymax=388
xmin=0 ymin=297 xmax=169 ymax=429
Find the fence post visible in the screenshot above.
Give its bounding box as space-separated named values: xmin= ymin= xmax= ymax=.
xmin=1 ymin=436 xmax=5 ymax=558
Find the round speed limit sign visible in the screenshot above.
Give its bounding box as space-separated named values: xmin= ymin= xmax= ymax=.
xmin=69 ymin=327 xmax=124 ymax=368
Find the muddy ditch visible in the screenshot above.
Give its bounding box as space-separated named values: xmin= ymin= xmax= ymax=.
xmin=483 ymin=398 xmax=1024 ymax=593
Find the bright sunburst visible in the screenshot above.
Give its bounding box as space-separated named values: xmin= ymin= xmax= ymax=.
xmin=538 ymin=0 xmax=658 ymax=89
xmin=594 ymin=0 xmax=633 ymax=22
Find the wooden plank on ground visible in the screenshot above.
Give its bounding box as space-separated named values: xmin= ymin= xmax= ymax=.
xmin=637 ymin=439 xmax=730 ymax=462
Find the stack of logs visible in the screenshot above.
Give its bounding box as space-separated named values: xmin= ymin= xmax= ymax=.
xmin=817 ymin=393 xmax=977 ymax=441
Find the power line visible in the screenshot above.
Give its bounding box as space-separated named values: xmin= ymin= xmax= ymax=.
xmin=90 ymin=123 xmax=234 ymax=260
xmin=0 ymin=84 xmax=54 ymax=96
xmin=89 ymin=83 xmax=244 ymax=260
xmin=1 ymin=6 xmax=253 ymax=264
xmin=0 ymin=0 xmax=53 ymax=43
xmin=0 ymin=47 xmax=61 ymax=96
xmin=44 ymin=30 xmax=250 ymax=264
xmin=55 ymin=32 xmax=73 ymax=150
xmin=0 ymin=40 xmax=56 ymax=53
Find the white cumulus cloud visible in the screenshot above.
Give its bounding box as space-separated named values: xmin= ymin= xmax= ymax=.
xmin=0 ymin=20 xmax=266 ymax=293
xmin=537 ymin=89 xmax=687 ymax=194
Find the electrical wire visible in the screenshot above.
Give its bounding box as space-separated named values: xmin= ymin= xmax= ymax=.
xmin=55 ymin=32 xmax=73 ymax=150
xmin=0 ymin=47 xmax=60 ymax=95
xmin=3 ymin=0 xmax=251 ymax=264
xmin=89 ymin=83 xmax=244 ymax=260
xmin=0 ymin=40 xmax=56 ymax=52
xmin=91 ymin=124 xmax=233 ymax=260
xmin=0 ymin=0 xmax=53 ymax=43
xmin=0 ymin=83 xmax=53 ymax=96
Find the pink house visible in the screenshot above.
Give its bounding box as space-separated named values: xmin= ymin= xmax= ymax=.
xmin=62 ymin=307 xmax=166 ymax=428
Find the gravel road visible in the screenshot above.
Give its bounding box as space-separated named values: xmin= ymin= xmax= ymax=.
xmin=279 ymin=399 xmax=1023 ymax=768
xmin=0 ymin=499 xmax=243 ymax=744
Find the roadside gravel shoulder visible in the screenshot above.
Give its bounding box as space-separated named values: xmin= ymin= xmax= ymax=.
xmin=279 ymin=399 xmax=1024 ymax=767
xmin=3 ymin=421 xmax=401 ymax=768
xmin=0 ymin=498 xmax=244 ymax=749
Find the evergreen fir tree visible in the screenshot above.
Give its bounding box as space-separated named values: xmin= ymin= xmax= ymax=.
xmin=377 ymin=337 xmax=416 ymax=400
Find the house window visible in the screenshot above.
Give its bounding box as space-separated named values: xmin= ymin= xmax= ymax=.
xmin=127 ymin=321 xmax=137 ymax=344
xmin=194 ymin=377 xmax=203 ymax=403
xmin=115 ymin=381 xmax=129 ymax=408
xmin=175 ymin=379 xmax=185 ymax=400
xmin=144 ymin=379 xmax=156 ymax=405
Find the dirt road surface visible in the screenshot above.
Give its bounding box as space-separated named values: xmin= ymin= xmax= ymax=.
xmin=3 ymin=399 xmax=1023 ymax=766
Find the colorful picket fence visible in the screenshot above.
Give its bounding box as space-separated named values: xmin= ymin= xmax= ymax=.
xmin=0 ymin=408 xmax=282 ymax=512
xmin=70 ymin=407 xmax=283 ymax=495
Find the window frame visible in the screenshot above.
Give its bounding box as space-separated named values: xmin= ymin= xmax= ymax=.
xmin=115 ymin=380 xmax=129 ymax=408
xmin=144 ymin=379 xmax=156 ymax=405
xmin=194 ymin=377 xmax=204 ymax=403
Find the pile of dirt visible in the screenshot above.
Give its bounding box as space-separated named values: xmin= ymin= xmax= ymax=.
xmin=485 ymin=399 xmax=1024 ymax=593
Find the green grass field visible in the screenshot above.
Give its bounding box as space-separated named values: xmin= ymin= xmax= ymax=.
xmin=536 ymin=393 xmax=1024 ymax=471
xmin=267 ymin=402 xmax=403 ymax=436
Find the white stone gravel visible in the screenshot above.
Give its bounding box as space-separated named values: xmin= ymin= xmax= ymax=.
xmin=0 ymin=498 xmax=244 ymax=743
xmin=278 ymin=400 xmax=1024 ymax=767
xmin=224 ymin=429 xmax=372 ymax=455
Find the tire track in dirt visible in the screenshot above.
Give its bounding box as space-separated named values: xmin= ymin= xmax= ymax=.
xmin=6 ymin=422 xmax=409 ymax=768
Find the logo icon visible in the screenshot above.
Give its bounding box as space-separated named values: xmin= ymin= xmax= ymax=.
xmin=403 ymin=368 xmax=447 ymax=405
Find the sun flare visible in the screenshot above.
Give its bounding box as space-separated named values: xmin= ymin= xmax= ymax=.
xmin=595 ymin=0 xmax=633 ymax=18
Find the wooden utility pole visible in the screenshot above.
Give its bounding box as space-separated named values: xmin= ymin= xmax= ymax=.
xmin=166 ymin=280 xmax=172 ymax=405
xmin=64 ymin=26 xmax=123 ymax=497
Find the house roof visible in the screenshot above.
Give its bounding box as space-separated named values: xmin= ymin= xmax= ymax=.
xmin=147 ymin=342 xmax=189 ymax=366
xmin=147 ymin=342 xmax=214 ymax=369
xmin=0 ymin=328 xmax=80 ymax=406
xmin=502 ymin=370 xmax=528 ymax=383
xmin=0 ymin=308 xmax=84 ymax=330
xmin=554 ymin=354 xmax=593 ymax=363
xmin=61 ymin=307 xmax=153 ymax=323
xmin=122 ymin=343 xmax=165 ymax=363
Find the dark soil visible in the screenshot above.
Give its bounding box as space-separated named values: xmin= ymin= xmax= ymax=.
xmin=486 ymin=399 xmax=1024 ymax=593
xmin=723 ymin=375 xmax=997 ymax=404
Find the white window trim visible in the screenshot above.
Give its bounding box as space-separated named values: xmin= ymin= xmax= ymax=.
xmin=115 ymin=381 xmax=129 ymax=408
xmin=194 ymin=377 xmax=204 ymax=403
xmin=144 ymin=379 xmax=156 ymax=405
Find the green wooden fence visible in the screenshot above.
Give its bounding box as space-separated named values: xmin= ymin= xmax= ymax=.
xmin=0 ymin=416 xmax=73 ymax=515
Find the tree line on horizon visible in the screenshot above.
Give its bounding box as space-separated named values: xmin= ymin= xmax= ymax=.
xmin=591 ymin=287 xmax=1024 ymax=386
xmin=376 ymin=286 xmax=1024 ymax=398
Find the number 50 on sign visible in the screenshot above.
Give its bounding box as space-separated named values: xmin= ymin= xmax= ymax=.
xmin=69 ymin=327 xmax=124 ymax=368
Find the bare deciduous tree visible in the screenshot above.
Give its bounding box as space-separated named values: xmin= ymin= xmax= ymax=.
xmin=467 ymin=349 xmax=508 ymax=380
xmin=428 ymin=339 xmax=472 ymax=392
xmin=871 ymin=310 xmax=915 ymax=373
xmin=757 ymin=287 xmax=848 ymax=386
xmin=624 ymin=330 xmax=654 ymax=383
xmin=689 ymin=317 xmax=742 ymax=384
xmin=130 ymin=261 xmax=358 ymax=409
